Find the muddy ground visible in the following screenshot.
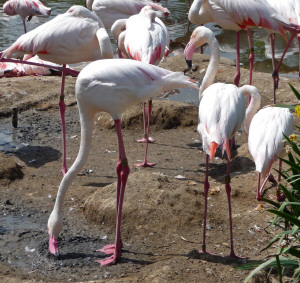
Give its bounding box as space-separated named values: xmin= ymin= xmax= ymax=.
xmin=0 ymin=54 xmax=299 ymax=283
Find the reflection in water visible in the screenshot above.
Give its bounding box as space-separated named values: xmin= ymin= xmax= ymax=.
xmin=0 ymin=0 xmax=298 ymax=75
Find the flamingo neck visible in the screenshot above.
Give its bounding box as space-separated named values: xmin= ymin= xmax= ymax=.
xmin=199 ymin=35 xmax=220 ymax=97
xmin=240 ymin=85 xmax=261 ymax=134
xmin=189 ymin=0 xmax=213 ymax=25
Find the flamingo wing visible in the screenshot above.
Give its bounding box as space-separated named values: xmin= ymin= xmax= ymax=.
xmin=248 ymin=107 xmax=294 ymax=178
xmin=198 ymin=83 xmax=245 ymax=159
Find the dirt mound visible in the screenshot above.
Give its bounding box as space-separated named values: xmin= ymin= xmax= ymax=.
xmin=83 ymin=171 xmax=202 ymax=236
xmin=95 ymin=100 xmax=198 ymax=130
xmin=0 ymin=153 xmax=23 ymax=185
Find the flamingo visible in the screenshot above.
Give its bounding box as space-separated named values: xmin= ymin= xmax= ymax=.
xmin=1 ymin=5 xmax=113 ymax=175
xmin=246 ymin=107 xmax=294 ymax=201
xmin=265 ymin=0 xmax=300 ymax=81
xmin=47 ymin=58 xmax=198 ymax=266
xmin=184 ymin=26 xmax=261 ymax=257
xmin=3 ymin=0 xmax=51 ymax=33
xmin=111 ymin=6 xmax=169 ymax=167
xmin=86 ymin=0 xmax=170 ymax=29
xmin=188 ymin=0 xmax=299 ymax=101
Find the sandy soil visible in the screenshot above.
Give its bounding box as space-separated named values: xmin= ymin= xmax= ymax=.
xmin=0 ymin=54 xmax=299 ymax=283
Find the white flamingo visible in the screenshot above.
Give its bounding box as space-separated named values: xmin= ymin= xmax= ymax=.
xmin=111 ymin=6 xmax=170 ymax=167
xmin=47 ymin=58 xmax=198 ymax=266
xmin=86 ymin=0 xmax=169 ymax=29
xmin=184 ymin=26 xmax=261 ymax=257
xmin=246 ymin=107 xmax=294 ymax=201
xmin=188 ymin=0 xmax=299 ymax=103
xmin=1 ymin=5 xmax=113 ymax=175
xmin=3 ymin=0 xmax=51 ymax=33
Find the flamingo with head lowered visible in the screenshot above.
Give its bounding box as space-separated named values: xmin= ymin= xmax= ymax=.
xmin=1 ymin=5 xmax=113 ymax=175
xmin=111 ymin=5 xmax=170 ymax=167
xmin=185 ymin=26 xmax=261 ymax=257
xmin=3 ymin=0 xmax=51 ymax=33
xmin=47 ymin=58 xmax=198 ymax=266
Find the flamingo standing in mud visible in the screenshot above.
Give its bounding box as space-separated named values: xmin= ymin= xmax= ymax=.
xmin=188 ymin=0 xmax=299 ymax=102
xmin=111 ymin=6 xmax=169 ymax=167
xmin=246 ymin=107 xmax=294 ymax=201
xmin=47 ymin=58 xmax=198 ymax=266
xmin=184 ymin=26 xmax=261 ymax=257
xmin=3 ymin=0 xmax=51 ymax=33
xmin=85 ymin=0 xmax=169 ymax=29
xmin=1 ymin=5 xmax=113 ymax=175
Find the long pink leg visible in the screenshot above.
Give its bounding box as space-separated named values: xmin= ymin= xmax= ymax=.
xmin=270 ymin=31 xmax=297 ymax=104
xmin=247 ymin=29 xmax=254 ymax=86
xmin=199 ymin=154 xmax=213 ymax=255
xmin=225 ymin=158 xmax=244 ymax=258
xmin=136 ymin=101 xmax=155 ymax=144
xmin=135 ymin=99 xmax=156 ymax=167
xmin=96 ymin=119 xmax=130 ymax=267
xmin=59 ymin=64 xmax=68 ymax=175
xmin=297 ymin=34 xmax=300 ymax=81
xmin=234 ymin=31 xmax=241 ymax=87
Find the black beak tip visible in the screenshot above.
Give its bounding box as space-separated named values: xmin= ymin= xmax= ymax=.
xmin=185 ymin=59 xmax=192 ymax=69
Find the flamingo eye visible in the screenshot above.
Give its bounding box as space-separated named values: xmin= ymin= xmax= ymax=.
xmin=68 ymin=9 xmax=73 ymax=13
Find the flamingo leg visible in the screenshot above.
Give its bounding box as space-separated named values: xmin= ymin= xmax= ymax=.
xmin=271 ymin=31 xmax=297 ymax=104
xmin=96 ymin=119 xmax=130 ymax=267
xmin=234 ymin=31 xmax=241 ymax=87
xmin=23 ymin=20 xmax=27 ymax=33
xmin=59 ymin=64 xmax=68 ymax=175
xmin=276 ymin=160 xmax=284 ymax=201
xmin=199 ymin=154 xmax=213 ymax=255
xmin=135 ymin=99 xmax=156 ymax=167
xmin=247 ymin=29 xmax=254 ymax=87
xmin=225 ymin=158 xmax=244 ymax=258
xmin=136 ymin=101 xmax=155 ymax=144
xmin=257 ymin=172 xmax=272 ymax=200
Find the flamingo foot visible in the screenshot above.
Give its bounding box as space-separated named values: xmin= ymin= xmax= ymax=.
xmin=199 ymin=244 xmax=215 ymax=256
xmin=48 ymin=233 xmax=59 ymax=257
xmin=226 ymin=251 xmax=247 ymax=259
xmin=136 ymin=137 xmax=155 ymax=143
xmin=96 ymin=241 xmax=123 ymax=255
xmin=95 ymin=250 xmax=122 ymax=267
xmin=134 ymin=161 xmax=156 ymax=167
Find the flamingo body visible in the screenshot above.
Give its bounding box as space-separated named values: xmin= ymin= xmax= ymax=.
xmin=87 ymin=0 xmax=169 ymax=29
xmin=1 ymin=5 xmax=113 ymax=65
xmin=47 ymin=58 xmax=198 ymax=266
xmin=198 ymin=83 xmax=246 ymax=160
xmin=248 ymin=107 xmax=294 ymax=180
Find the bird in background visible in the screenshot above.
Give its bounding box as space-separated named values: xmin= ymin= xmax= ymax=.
xmin=111 ymin=6 xmax=170 ymax=167
xmin=188 ymin=0 xmax=299 ymax=103
xmin=246 ymin=107 xmax=294 ymax=201
xmin=3 ymin=0 xmax=51 ymax=33
xmin=184 ymin=26 xmax=262 ymax=257
xmin=47 ymin=58 xmax=199 ymax=266
xmin=265 ymin=0 xmax=300 ymax=82
xmin=85 ymin=0 xmax=170 ymax=29
xmin=1 ymin=5 xmax=113 ymax=175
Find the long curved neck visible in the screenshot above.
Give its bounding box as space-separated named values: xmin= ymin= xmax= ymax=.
xmin=240 ymin=85 xmax=262 ymax=134
xmin=200 ymin=35 xmax=220 ymax=96
xmin=189 ymin=0 xmax=212 ymax=25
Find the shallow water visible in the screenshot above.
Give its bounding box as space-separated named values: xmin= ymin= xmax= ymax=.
xmin=0 ymin=0 xmax=298 ymax=76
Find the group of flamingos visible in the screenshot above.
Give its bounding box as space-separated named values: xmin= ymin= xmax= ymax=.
xmin=0 ymin=0 xmax=299 ymax=266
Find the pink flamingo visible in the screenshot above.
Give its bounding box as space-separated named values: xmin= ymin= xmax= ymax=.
xmin=265 ymin=0 xmax=300 ymax=81
xmin=246 ymin=107 xmax=294 ymax=201
xmin=185 ymin=26 xmax=261 ymax=257
xmin=111 ymin=6 xmax=170 ymax=167
xmin=47 ymin=58 xmax=198 ymax=266
xmin=86 ymin=0 xmax=170 ymax=29
xmin=1 ymin=5 xmax=113 ymax=175
xmin=3 ymin=0 xmax=51 ymax=33
xmin=188 ymin=0 xmax=299 ymax=101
